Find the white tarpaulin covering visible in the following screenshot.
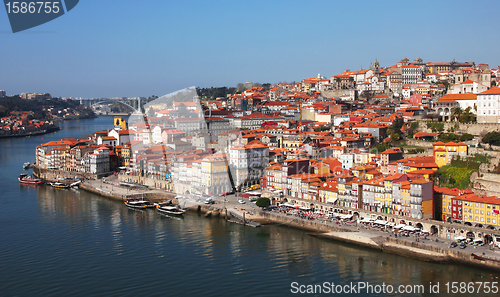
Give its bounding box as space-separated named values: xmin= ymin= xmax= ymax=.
xmin=403 ymin=225 xmax=415 ymax=231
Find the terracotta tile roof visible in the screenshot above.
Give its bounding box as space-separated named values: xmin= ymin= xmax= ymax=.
xmin=439 ymin=93 xmax=477 ymax=100
xmin=479 ymin=87 xmax=500 ymax=95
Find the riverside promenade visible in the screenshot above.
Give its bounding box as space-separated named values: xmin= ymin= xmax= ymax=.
xmin=35 ymin=168 xmax=500 ymax=272
xmin=254 ymin=210 xmax=500 ymax=271
xmin=79 ymin=174 xmax=175 ymax=202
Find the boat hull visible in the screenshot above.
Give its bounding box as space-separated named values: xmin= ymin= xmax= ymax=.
xmin=18 ymin=177 xmax=44 ymax=185
xmin=50 ymin=183 xmax=70 ymax=189
xmin=125 ymin=203 xmax=148 ymax=209
xmin=124 ymin=200 xmax=150 ymax=209
xmin=156 ymin=206 xmax=186 ymax=216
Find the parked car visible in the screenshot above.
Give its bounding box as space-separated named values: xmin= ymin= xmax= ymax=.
xmin=450 ymin=242 xmax=458 ymax=248
xmin=204 ymin=198 xmax=215 ymax=204
xmin=459 ymin=242 xmax=467 ymax=249
xmin=473 ymin=240 xmax=484 ymax=247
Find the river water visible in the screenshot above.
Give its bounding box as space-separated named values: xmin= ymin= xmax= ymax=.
xmin=0 ymin=116 xmax=497 ymax=297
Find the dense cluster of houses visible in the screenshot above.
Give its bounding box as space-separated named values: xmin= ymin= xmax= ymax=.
xmin=33 ymin=57 xmax=500 ymax=225
xmin=0 ymin=111 xmax=56 ymax=137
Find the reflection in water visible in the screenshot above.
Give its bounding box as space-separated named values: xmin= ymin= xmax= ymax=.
xmin=110 ymin=207 xmax=123 ymax=254
xmin=28 ymin=185 xmax=497 ymax=296
xmin=6 ymin=116 xmax=498 ymax=296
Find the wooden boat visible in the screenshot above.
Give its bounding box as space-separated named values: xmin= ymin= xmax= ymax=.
xmin=471 ymin=253 xmax=500 ymax=263
xmin=50 ymin=182 xmax=70 ymax=189
xmin=156 ymin=203 xmax=186 ymax=216
xmin=18 ymin=174 xmax=44 ymax=185
xmin=124 ymin=198 xmax=154 ymax=209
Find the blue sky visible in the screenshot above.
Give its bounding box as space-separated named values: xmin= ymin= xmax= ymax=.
xmin=1 ymin=0 xmax=499 ymax=98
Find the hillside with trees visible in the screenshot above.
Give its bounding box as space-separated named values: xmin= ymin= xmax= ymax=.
xmin=0 ymin=96 xmax=95 ymax=119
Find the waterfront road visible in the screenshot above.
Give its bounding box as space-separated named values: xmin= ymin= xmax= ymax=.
xmin=78 ymin=178 xmax=500 ymax=263
xmin=210 ymin=193 xmax=500 ymax=263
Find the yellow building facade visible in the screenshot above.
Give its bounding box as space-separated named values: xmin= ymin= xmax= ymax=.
xmin=433 ymin=141 xmax=468 ymax=167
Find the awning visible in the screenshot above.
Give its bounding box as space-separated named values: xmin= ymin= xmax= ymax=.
xmin=300 ymin=206 xmax=311 ymax=210
xmin=340 ymin=214 xmax=353 ymax=219
xmin=402 ymin=225 xmax=415 ymax=231
xmin=455 ymin=236 xmax=466 ymax=241
xmin=374 ymin=220 xmax=387 ymax=225
xmin=394 ymin=224 xmax=405 ymax=229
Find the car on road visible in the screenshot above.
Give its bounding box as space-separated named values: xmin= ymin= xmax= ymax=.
xmin=473 ymin=240 xmax=484 ymax=247
xmin=459 ymin=242 xmax=467 ymax=249
xmin=238 ymin=199 xmax=246 ymax=204
xmin=450 ymin=242 xmax=458 ymax=248
xmin=204 ymin=198 xmax=215 ymax=204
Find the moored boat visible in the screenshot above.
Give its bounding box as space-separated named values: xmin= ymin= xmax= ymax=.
xmin=124 ymin=198 xmax=154 ymax=209
xmin=471 ymin=253 xmax=500 ymax=263
xmin=18 ymin=174 xmax=44 ymax=185
xmin=23 ymin=162 xmax=33 ymax=170
xmin=50 ymin=182 xmax=70 ymax=189
xmin=156 ymin=203 xmax=186 ymax=216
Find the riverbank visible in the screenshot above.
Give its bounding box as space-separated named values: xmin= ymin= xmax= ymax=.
xmin=76 ymin=180 xmax=500 ymax=271
xmin=34 ymin=167 xmax=500 ymax=271
xmin=0 ymin=126 xmax=60 ymax=139
xmin=52 ymin=114 xmax=98 ymax=122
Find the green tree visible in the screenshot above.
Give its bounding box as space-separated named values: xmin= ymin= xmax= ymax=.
xmin=391 ymin=133 xmax=400 ymax=142
xmin=427 ymin=122 xmax=444 ymax=132
xmin=387 ymin=117 xmax=404 ymax=137
xmin=451 ymin=107 xmax=463 ymax=122
xmin=314 ymin=126 xmax=331 ymax=132
xmin=458 ymin=107 xmax=476 ymax=123
xmin=255 ymin=197 xmax=270 ymax=208
xmin=459 ymin=133 xmax=474 ymax=141
xmin=482 ymin=131 xmax=500 ymax=145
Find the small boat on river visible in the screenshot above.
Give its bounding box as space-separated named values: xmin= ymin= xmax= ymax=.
xmin=50 ymin=182 xmax=70 ymax=189
xmin=124 ymin=198 xmax=154 ymax=209
xmin=156 ymin=203 xmax=186 ymax=216
xmin=18 ymin=174 xmax=44 ymax=185
xmin=23 ymin=162 xmax=33 ymax=170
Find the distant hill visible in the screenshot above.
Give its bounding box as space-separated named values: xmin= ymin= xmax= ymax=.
xmin=0 ymin=96 xmax=94 ymax=120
